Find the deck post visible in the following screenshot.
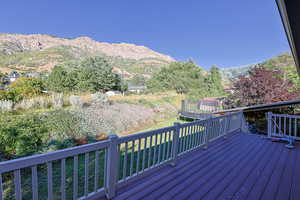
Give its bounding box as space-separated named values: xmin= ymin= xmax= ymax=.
xmin=267 ymin=112 xmax=272 ymax=138
xmin=181 ymin=100 xmax=186 ymax=113
xmin=241 ymin=112 xmax=249 ymax=133
xmin=239 ymin=112 xmax=245 ymax=132
xmin=204 ymin=119 xmax=211 ymax=149
xmin=171 ymin=122 xmax=180 ymax=166
xmin=105 ymin=134 xmax=119 ymax=199
xmin=223 ymin=116 xmax=229 ymax=139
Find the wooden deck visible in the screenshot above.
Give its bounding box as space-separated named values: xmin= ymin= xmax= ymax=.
xmin=99 ymin=132 xmax=300 ymax=200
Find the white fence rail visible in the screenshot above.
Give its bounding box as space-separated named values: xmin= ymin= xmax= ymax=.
xmin=0 ymin=112 xmax=246 ymax=200
xmin=267 ymin=112 xmax=300 ymax=140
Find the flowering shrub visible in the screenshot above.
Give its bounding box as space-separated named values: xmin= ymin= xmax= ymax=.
xmin=75 ymin=102 xmax=155 ymax=134
xmin=69 ymin=95 xmax=84 ymax=108
xmin=51 ymin=93 xmax=64 ymax=108
xmin=45 ymin=109 xmax=96 ymax=141
xmin=0 ymin=100 xmax=13 ymax=111
xmin=14 ymin=97 xmax=51 ymax=110
xmin=91 ymin=92 xmax=109 ymax=105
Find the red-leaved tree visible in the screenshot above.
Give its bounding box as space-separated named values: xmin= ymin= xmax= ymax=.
xmin=225 ymin=66 xmax=300 ymax=108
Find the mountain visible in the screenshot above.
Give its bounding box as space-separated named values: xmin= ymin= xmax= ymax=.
xmin=0 ymin=33 xmax=175 ymax=78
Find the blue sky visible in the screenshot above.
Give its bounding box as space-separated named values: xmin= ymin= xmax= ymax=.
xmin=0 ymin=0 xmax=290 ymax=69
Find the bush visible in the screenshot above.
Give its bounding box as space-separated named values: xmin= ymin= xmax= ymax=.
xmin=91 ymin=92 xmax=109 ymax=105
xmin=0 ymin=113 xmax=49 ymax=159
xmin=69 ymin=95 xmax=84 ymax=108
xmin=8 ymin=77 xmax=45 ymax=102
xmin=45 ymin=110 xmax=95 ymax=141
xmin=14 ymin=97 xmax=51 ymax=110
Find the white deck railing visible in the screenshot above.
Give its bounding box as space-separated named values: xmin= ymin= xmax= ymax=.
xmin=267 ymin=112 xmax=300 ymax=140
xmin=0 ymin=112 xmax=246 ymax=200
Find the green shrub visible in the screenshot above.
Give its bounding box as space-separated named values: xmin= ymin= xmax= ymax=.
xmin=0 ymin=113 xmax=49 ymax=160
xmin=0 ymin=77 xmax=45 ymax=103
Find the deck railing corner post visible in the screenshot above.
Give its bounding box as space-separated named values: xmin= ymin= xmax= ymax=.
xmin=105 ymin=133 xmax=119 ymax=199
xmin=223 ymin=116 xmax=229 ymax=139
xmin=267 ymin=112 xmax=272 ymax=138
xmin=171 ymin=122 xmax=180 ymax=167
xmin=181 ymin=100 xmax=186 ymax=113
xmin=240 ymin=112 xmax=249 ymax=133
xmin=204 ymin=120 xmax=211 ymax=149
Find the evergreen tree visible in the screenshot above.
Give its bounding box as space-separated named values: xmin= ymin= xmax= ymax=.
xmin=46 ymin=57 xmax=121 ymax=93
xmin=208 ymin=65 xmax=224 ymax=95
xmin=76 ymin=57 xmax=117 ymax=92
xmin=46 ymin=65 xmax=77 ymax=92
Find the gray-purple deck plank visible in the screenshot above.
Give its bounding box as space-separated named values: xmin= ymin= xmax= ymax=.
xmin=200 ymin=137 xmax=274 ymax=200
xmin=99 ymin=133 xmax=300 ymax=200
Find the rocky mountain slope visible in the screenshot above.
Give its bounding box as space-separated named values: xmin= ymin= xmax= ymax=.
xmin=0 ymin=33 xmax=175 ymax=77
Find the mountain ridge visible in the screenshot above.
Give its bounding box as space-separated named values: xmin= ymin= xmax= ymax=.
xmin=0 ymin=33 xmax=175 ymax=78
xmin=0 ymin=33 xmax=175 ymax=61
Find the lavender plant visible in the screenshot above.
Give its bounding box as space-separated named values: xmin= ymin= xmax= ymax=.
xmin=0 ymin=100 xmax=13 ymax=111
xmin=69 ymin=95 xmax=84 ymax=108
xmin=51 ymin=93 xmax=64 ymax=108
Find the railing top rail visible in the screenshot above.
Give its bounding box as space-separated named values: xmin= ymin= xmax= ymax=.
xmin=0 ymin=139 xmax=110 ymax=173
xmin=270 ymin=112 xmax=300 ymax=119
xmin=118 ymin=126 xmax=175 ymax=144
xmin=177 ymin=111 xmax=242 ymax=128
xmin=0 ymin=111 xmax=243 ymax=174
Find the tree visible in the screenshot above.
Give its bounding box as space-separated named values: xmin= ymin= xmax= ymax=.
xmin=147 ymin=61 xmax=206 ymax=94
xmin=46 ymin=57 xmax=121 ymax=93
xmin=130 ymin=74 xmax=146 ymax=86
xmin=76 ymin=57 xmax=118 ymax=92
xmin=224 ymin=66 xmax=300 ymax=108
xmin=115 ymin=74 xmax=128 ymax=94
xmin=46 ymin=65 xmax=77 ymax=92
xmin=0 ymin=73 xmax=7 ymax=88
xmin=208 ymin=65 xmax=224 ymax=94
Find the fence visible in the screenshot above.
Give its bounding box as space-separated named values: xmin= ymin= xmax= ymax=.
xmin=0 ymin=112 xmax=245 ymax=200
xmin=267 ymin=112 xmax=300 ymax=140
xmin=181 ymin=99 xmax=222 ymax=114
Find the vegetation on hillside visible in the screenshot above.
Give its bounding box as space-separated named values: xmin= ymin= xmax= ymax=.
xmin=46 ymin=56 xmax=126 ymax=93
xmin=129 ymin=74 xmax=147 ymax=86
xmin=146 ymin=61 xmax=225 ymax=99
xmin=224 ymin=66 xmax=300 ymax=108
xmin=261 ymin=53 xmax=300 ymax=88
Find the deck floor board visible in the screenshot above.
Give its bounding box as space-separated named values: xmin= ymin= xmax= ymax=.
xmin=154 ymin=136 xmax=258 ymax=200
xmin=290 ymin=143 xmax=300 ymax=200
xmin=99 ymin=133 xmax=300 ymax=200
xmin=220 ymin=138 xmax=279 ymax=200
xmin=202 ymin=137 xmax=273 ymax=200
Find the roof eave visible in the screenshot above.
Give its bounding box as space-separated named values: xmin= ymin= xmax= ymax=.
xmin=276 ymin=0 xmax=300 ymax=76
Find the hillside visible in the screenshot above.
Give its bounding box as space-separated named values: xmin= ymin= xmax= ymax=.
xmin=0 ymin=33 xmax=175 ymax=78
xmin=220 ymin=53 xmax=297 ymax=85
xmin=220 ymin=64 xmax=254 ymax=83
